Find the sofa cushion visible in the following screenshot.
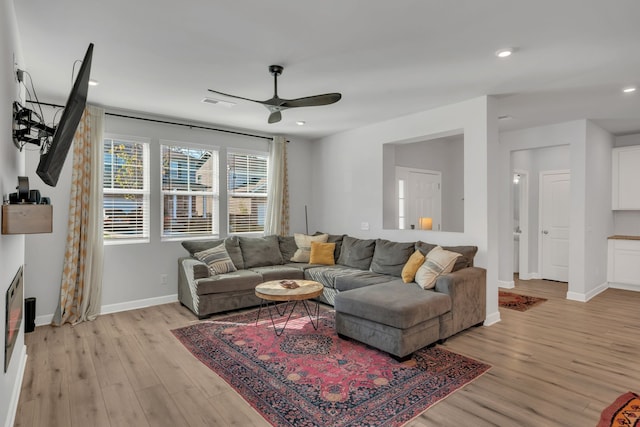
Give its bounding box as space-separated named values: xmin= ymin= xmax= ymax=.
xmin=239 ymin=235 xmax=283 ymax=268
xmin=334 ymin=282 xmax=452 ymax=329
xmin=415 ymin=246 xmax=460 ymax=289
xmin=194 ymin=244 xmax=237 ymax=275
xmin=337 ymin=236 xmax=376 ymax=270
xmin=401 ymin=250 xmax=425 ymax=283
xmin=415 ymin=241 xmax=478 ymax=272
xmin=334 ymin=270 xmax=400 ymax=292
xmin=195 ymin=270 xmax=263 ymax=295
xmin=370 ymin=239 xmax=415 ymax=277
xmin=182 ymin=236 xmax=244 ymax=270
xmin=248 ymin=265 xmax=304 ymax=282
xmin=278 ymin=235 xmax=298 ymax=262
xmin=291 ymin=233 xmax=328 ymax=262
xmin=304 ymin=265 xmax=358 ymax=290
xmin=309 ymin=242 xmax=336 ymax=265
xmin=443 ymin=245 xmax=478 ymax=271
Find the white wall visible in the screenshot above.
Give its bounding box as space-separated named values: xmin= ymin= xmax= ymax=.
xmin=612 ymin=133 xmax=640 ymax=235
xmin=499 ymin=120 xmax=614 ymax=301
xmin=310 ymin=96 xmax=501 ymax=326
xmin=0 ymin=0 xmax=27 ymax=425
xmin=24 ymin=111 xmax=314 ymax=322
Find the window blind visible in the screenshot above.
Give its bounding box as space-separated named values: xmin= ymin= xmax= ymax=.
xmin=227 ymin=151 xmax=268 ymax=234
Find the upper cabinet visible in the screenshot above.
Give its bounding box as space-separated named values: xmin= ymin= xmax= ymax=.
xmin=612 ymin=146 xmax=640 ymax=210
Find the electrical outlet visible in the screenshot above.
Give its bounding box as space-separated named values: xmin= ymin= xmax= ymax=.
xmin=160 ymin=274 xmax=168 ymax=285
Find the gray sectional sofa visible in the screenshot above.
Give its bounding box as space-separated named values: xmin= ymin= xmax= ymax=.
xmin=177 ymin=233 xmax=486 ymax=358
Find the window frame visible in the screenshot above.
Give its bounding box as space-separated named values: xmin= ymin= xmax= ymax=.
xmin=102 ymin=135 xmax=151 ymax=245
xmin=160 ymin=140 xmax=220 ymax=242
xmin=226 ymin=148 xmax=269 ymax=235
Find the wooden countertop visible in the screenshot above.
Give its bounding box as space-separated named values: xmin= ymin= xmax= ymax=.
xmin=608 ymin=235 xmax=640 ymax=240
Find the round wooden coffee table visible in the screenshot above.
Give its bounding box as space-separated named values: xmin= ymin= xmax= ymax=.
xmin=255 ymin=280 xmax=324 ymax=336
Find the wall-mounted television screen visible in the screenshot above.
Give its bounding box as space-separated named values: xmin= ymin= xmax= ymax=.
xmin=36 ymin=43 xmax=93 ymax=187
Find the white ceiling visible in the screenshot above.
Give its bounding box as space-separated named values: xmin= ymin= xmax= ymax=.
xmin=13 ymin=0 xmax=640 ymax=140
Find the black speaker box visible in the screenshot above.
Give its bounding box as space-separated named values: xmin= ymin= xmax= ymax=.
xmin=24 ymin=297 xmax=35 ymax=333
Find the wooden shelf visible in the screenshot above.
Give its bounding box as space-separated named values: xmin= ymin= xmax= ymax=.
xmin=2 ymin=204 xmax=52 ymax=234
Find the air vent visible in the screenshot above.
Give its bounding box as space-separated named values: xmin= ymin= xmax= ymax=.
xmin=201 ymin=97 xmax=236 ymax=108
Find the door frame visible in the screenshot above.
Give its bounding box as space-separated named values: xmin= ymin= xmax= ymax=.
xmin=395 ymin=166 xmax=442 ymax=230
xmin=538 ymin=169 xmax=570 ymax=281
xmin=514 ymin=169 xmax=530 ymax=279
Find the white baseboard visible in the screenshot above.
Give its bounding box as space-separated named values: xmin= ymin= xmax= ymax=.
xmin=498 ymin=280 xmax=515 ymax=289
xmin=516 ymin=272 xmax=540 ymax=280
xmin=566 ymin=282 xmax=609 ymax=302
xmin=609 ymin=282 xmax=640 ymax=292
xmin=100 ymin=294 xmax=178 ymax=315
xmin=5 ymin=345 xmax=27 ymax=427
xmin=35 ymin=294 xmax=179 ymax=326
xmin=484 ymin=310 xmax=501 ymax=326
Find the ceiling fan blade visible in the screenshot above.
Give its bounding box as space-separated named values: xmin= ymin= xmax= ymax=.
xmin=280 ymin=93 xmax=342 ymax=108
xmin=207 ymin=89 xmax=263 ymax=104
xmin=268 ymin=111 xmax=282 ymax=124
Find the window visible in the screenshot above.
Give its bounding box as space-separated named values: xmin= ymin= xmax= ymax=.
xmin=227 ymin=151 xmax=268 ymax=234
xmin=161 ymin=143 xmax=218 ymax=239
xmin=103 ymin=138 xmax=150 ymax=243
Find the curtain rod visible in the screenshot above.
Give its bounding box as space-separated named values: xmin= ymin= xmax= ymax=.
xmin=28 ymin=100 xmax=275 ymax=142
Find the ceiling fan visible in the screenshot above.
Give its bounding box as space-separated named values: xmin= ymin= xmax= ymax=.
xmin=208 ymin=65 xmax=341 ymax=124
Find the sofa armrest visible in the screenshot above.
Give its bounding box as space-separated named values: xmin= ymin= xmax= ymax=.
xmin=178 ymin=257 xmax=208 ymax=315
xmin=435 ymin=266 xmax=486 ymax=338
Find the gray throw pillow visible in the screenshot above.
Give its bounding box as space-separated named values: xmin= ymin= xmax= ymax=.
xmin=370 ymin=239 xmax=415 ymax=277
xmin=337 ymin=236 xmax=376 ymax=270
xmin=194 ymin=244 xmax=237 ymax=275
xmin=238 ymin=235 xmax=284 ymax=268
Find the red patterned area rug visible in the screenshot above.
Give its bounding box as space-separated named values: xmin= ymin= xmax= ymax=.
xmin=499 ymin=290 xmax=547 ymax=311
xmin=597 ymin=392 xmax=640 ymax=427
xmin=172 ymin=307 xmax=490 ymax=427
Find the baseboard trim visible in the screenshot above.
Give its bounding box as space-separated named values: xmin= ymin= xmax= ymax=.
xmin=499 ymin=280 xmax=515 ymax=289
xmin=567 ymin=282 xmax=609 ymax=302
xmin=5 ymin=345 xmax=27 ymax=427
xmin=484 ymin=310 xmax=501 ymax=326
xmin=35 ymin=294 xmax=179 ymax=326
xmin=608 ymin=282 xmax=640 ymax=292
xmin=100 ymin=294 xmax=178 ymax=315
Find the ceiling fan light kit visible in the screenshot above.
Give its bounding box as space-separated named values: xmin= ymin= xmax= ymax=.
xmin=208 ymin=65 xmax=341 ymax=123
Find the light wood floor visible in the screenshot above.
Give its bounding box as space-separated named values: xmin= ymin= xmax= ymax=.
xmin=14 ymin=278 xmax=640 ymax=427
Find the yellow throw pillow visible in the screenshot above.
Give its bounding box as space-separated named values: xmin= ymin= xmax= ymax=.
xmin=290 ymin=233 xmax=329 ymax=262
xmin=401 ymin=250 xmax=425 ymax=283
xmin=415 ymin=246 xmax=460 ymax=289
xmin=309 ymin=241 xmax=336 ymax=265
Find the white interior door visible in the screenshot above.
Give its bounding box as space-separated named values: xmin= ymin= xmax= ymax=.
xmin=396 ymin=167 xmax=441 ymax=230
xmin=540 ymin=171 xmax=570 ymax=282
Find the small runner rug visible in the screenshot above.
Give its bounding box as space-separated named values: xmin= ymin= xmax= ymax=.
xmin=172 ymin=306 xmax=490 ymax=427
xmin=597 ymin=392 xmax=640 ymax=427
xmin=499 ymin=290 xmax=547 ymax=311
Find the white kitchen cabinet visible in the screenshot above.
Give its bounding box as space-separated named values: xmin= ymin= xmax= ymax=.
xmin=607 ymin=237 xmax=640 ymax=291
xmin=612 ymin=146 xmax=640 ymax=210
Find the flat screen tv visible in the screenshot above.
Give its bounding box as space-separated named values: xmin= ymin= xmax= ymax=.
xmin=36 ymin=43 xmax=94 ymax=187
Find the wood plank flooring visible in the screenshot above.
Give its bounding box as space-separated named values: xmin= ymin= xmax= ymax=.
xmin=14 ymin=278 xmax=640 ymax=426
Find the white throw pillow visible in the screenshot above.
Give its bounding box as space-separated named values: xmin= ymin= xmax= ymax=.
xmin=290 ymin=233 xmax=328 ymax=262
xmin=415 ymin=246 xmax=460 ymax=289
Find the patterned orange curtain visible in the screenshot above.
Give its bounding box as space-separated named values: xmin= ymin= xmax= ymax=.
xmin=52 ymin=105 xmax=104 ymax=326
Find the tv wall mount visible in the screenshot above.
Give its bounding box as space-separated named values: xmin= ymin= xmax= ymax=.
xmin=12 ymin=101 xmax=55 ymax=151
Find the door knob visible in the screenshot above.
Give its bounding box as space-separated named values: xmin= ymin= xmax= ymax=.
xmin=542 ymin=230 xmax=549 ymax=234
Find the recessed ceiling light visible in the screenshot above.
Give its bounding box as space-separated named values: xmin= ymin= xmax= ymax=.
xmin=201 ymin=97 xmax=236 ymax=108
xmin=88 ymin=79 xmax=99 ymax=86
xmin=623 ymin=86 xmax=637 ymax=93
xmin=495 ymin=48 xmax=514 ymax=58
xmin=296 ymin=121 xmax=306 ymax=126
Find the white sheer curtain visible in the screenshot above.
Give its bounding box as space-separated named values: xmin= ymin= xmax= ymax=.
xmin=52 ymin=105 xmax=104 ymax=325
xmin=264 ymin=135 xmax=289 ymax=235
